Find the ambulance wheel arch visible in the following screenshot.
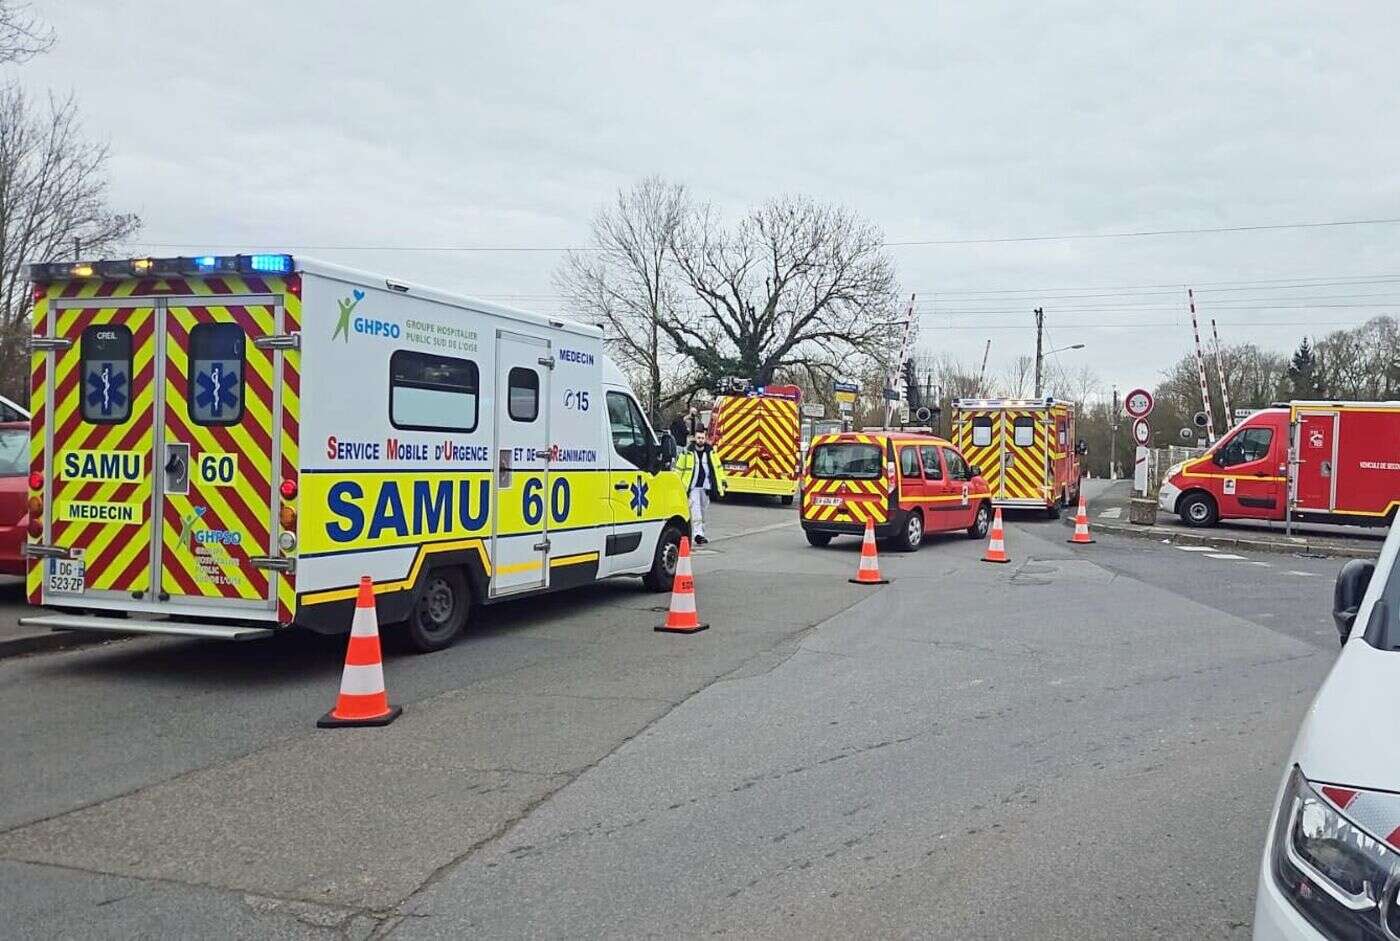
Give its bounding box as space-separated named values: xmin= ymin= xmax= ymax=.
xmin=1178 ymin=490 xmax=1219 ymax=527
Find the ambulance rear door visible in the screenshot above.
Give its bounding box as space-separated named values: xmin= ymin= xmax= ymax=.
xmin=491 ymin=331 xmax=552 ymax=596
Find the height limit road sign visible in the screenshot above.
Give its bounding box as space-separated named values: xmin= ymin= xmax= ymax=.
xmin=1124 ymin=388 xmax=1154 ymax=420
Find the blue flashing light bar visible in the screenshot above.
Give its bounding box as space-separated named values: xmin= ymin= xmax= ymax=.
xmin=26 ymin=254 xmax=296 ymax=281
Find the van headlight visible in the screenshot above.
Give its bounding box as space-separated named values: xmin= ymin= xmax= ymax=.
xmin=1272 ymin=765 xmax=1400 ymax=938
xmin=1166 ymin=462 xmax=1184 ymax=478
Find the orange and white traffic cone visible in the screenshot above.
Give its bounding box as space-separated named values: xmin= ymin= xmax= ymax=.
xmin=656 ymin=537 xmax=709 ymax=634
xmin=849 ymin=520 xmax=890 ymax=585
xmin=1067 ymin=494 xmax=1095 ymax=544
xmin=318 ymin=576 xmax=403 ymax=728
xmin=982 ymin=508 xmax=1010 ymax=564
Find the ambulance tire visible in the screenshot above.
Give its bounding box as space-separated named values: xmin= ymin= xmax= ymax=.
xmin=805 ymin=531 xmax=833 ymax=547
xmin=781 ymin=495 xmax=794 ymax=506
xmin=1046 ymin=495 xmax=1061 ymax=520
xmin=403 ymin=567 xmax=470 ymax=653
xmin=1179 ymin=492 xmax=1219 ymax=528
xmin=643 ymin=525 xmax=683 ymax=592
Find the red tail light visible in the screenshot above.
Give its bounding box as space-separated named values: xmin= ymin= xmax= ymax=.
xmin=279 ymin=478 xmax=297 ymax=500
xmin=28 ymin=471 xmax=43 ymax=491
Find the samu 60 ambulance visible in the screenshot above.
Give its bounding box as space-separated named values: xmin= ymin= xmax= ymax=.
xmin=20 ymin=254 xmax=689 ymax=651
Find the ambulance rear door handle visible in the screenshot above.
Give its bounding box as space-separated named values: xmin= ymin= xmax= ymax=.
xmin=533 ymin=540 xmax=551 ymax=552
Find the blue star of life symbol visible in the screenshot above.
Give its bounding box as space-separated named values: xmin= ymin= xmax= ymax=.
xmin=85 ymin=362 xmax=127 ymax=416
xmin=628 ymin=476 xmax=649 ymax=516
xmin=195 ymin=362 xmax=240 ymax=417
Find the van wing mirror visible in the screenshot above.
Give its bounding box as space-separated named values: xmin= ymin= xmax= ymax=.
xmin=968 ymin=464 xmax=982 ymax=479
xmin=657 ymin=432 xmax=677 ymax=470
xmin=1333 ymin=559 xmax=1375 ymax=644
xmin=1075 ymin=438 xmax=1089 ymax=456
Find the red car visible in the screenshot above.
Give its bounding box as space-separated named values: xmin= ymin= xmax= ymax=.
xmin=0 ymin=421 xmax=29 ymax=575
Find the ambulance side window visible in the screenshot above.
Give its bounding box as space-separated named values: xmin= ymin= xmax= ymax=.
xmin=1013 ymin=416 xmax=1035 ymax=447
xmin=389 ymin=350 xmax=479 ymax=432
xmin=81 ymin=324 xmax=133 ymax=425
xmin=507 ymin=367 xmax=539 ymax=422
xmin=919 ymin=446 xmax=943 ymax=480
xmin=899 ymin=446 xmax=922 ymax=478
xmin=606 ymin=391 xmax=652 ymax=468
xmin=971 ymin=416 xmax=992 ymax=447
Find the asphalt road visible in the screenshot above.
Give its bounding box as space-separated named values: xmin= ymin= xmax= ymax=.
xmin=0 ymin=485 xmax=1348 ymax=938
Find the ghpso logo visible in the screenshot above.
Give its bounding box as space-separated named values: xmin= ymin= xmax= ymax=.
xmin=332 ymin=290 xmax=400 ymax=342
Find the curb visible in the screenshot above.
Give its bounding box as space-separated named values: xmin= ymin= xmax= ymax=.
xmin=0 ymin=629 xmax=113 ymax=660
xmin=1086 ymin=517 xmax=1379 ymax=560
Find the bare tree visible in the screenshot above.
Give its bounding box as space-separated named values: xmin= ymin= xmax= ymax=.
xmin=0 ymin=87 xmax=141 ymax=396
xmin=555 ymin=177 xmax=690 ymax=422
xmin=667 ymin=194 xmax=899 ymax=392
xmin=0 ymin=2 xmax=52 ymax=65
xmin=999 ymin=354 xmax=1035 ymax=397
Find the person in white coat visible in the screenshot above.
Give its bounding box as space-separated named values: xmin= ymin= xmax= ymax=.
xmin=685 ymin=428 xmax=724 ymax=545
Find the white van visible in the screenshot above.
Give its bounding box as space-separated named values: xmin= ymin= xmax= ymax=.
xmin=20 ymin=254 xmax=689 ymax=651
xmin=1254 ymin=520 xmax=1400 ymax=938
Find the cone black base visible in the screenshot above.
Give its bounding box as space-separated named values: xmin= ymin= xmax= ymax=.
xmin=981 ymin=558 xmax=1010 ymax=564
xmin=849 ymin=577 xmax=891 ymax=585
xmin=317 ymin=704 xmax=403 ymax=728
xmin=655 ymin=623 xmax=709 ymax=634
xmin=1067 ymin=538 xmax=1096 ymax=544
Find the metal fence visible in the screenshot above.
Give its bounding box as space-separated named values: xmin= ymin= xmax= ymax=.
xmin=1143 ymin=445 xmax=1206 ymax=495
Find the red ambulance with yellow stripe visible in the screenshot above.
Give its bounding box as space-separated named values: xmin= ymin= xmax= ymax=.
xmin=800 ymin=430 xmax=993 ymax=551
xmin=19 ymin=254 xmax=690 ymax=652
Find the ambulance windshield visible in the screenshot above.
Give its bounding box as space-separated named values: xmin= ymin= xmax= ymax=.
xmin=810 ymin=442 xmax=882 ymax=479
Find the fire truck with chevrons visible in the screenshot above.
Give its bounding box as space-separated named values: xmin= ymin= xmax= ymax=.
xmin=951 ymin=397 xmax=1084 ymax=518
xmin=707 ymin=380 xmax=802 ymax=504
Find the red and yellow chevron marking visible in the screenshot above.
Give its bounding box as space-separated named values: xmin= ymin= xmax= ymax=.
xmin=953 ymin=409 xmax=1051 ymax=504
xmin=47 ymin=294 xmax=158 ymax=595
xmin=160 ymin=302 xmax=275 ymax=603
xmin=277 ymin=277 xmax=300 ymax=624
xmin=712 ymin=395 xmax=800 ymax=490
xmin=800 ymin=476 xmax=889 ymax=524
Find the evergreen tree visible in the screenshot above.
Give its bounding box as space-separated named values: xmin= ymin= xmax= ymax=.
xmin=1288 ymin=338 xmax=1320 ymax=398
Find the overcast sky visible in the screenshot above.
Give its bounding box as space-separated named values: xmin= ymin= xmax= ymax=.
xmin=18 ymin=1 xmax=1400 ymax=397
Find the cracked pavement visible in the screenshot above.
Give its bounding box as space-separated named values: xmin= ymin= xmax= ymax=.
xmin=0 ymin=486 xmax=1348 ymax=937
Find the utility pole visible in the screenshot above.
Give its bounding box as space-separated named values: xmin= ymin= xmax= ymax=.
xmin=1110 ymin=385 xmax=1120 ymax=479
xmin=1033 ymin=307 xmax=1044 ymax=398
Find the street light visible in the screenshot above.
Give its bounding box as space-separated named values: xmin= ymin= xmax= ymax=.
xmin=1034 ymin=343 xmax=1086 ymax=397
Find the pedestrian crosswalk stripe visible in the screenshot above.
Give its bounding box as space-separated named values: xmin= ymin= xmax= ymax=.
xmin=1248 ymin=560 xmax=1271 ymax=567
xmin=1288 ymin=570 xmax=1320 ymax=577
xmin=1099 ymin=507 xmax=1122 ymax=519
xmin=1175 ymin=546 xmax=1216 ymax=552
xmin=1207 ymin=553 xmax=1246 ymax=560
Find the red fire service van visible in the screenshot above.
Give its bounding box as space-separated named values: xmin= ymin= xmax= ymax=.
xmin=1158 ymin=401 xmax=1400 ymax=529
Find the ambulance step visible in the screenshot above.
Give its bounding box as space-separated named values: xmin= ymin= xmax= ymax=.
xmin=18 ymin=614 xmax=275 ymax=641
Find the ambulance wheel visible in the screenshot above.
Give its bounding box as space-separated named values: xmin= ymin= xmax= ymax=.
xmin=643 ymin=525 xmax=683 ymax=592
xmin=1180 ymin=492 xmax=1218 ymax=528
xmin=1046 ymin=496 xmax=1061 ymax=520
xmin=781 ymin=495 xmax=794 ymax=506
xmin=895 ymin=510 xmax=924 ymax=552
xmin=968 ymin=502 xmax=991 ymax=539
xmin=805 ymin=531 xmax=833 ymax=547
xmin=404 ymin=567 xmax=469 ymax=653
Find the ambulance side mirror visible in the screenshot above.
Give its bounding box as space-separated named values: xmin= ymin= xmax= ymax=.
xmin=1334 ymin=559 xmax=1375 ymax=645
xmin=657 ymin=432 xmax=678 ymax=471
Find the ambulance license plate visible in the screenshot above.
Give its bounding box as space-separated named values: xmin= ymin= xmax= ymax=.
xmin=47 ymin=557 xmax=85 ymax=594
xmin=813 ymin=495 xmax=842 ymax=507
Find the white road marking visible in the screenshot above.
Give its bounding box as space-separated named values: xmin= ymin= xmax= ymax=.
xmin=1288 ymin=570 xmax=1320 ymax=578
xmin=1174 ymin=546 xmax=1217 ymax=552
xmin=1248 ymin=560 xmax=1271 ymax=567
xmin=1207 ymin=553 xmax=1246 ymax=560
xmin=1098 ymin=507 xmax=1123 ymax=519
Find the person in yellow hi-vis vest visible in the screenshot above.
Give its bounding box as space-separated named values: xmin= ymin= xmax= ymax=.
xmin=675 ymin=427 xmax=726 ymax=544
